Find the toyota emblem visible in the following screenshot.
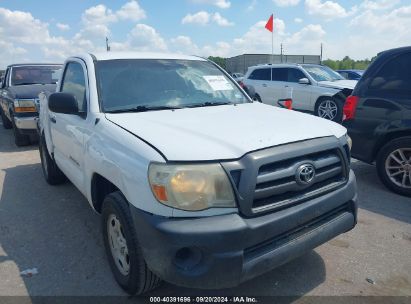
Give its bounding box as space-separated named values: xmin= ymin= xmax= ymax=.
xmin=296 ymin=164 xmax=316 ymax=185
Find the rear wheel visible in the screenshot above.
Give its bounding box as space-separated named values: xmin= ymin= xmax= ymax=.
xmin=39 ymin=134 xmax=66 ymax=185
xmin=376 ymin=137 xmax=411 ymax=197
xmin=102 ymin=192 xmax=161 ymax=295
xmin=315 ymin=97 xmax=343 ymax=122
xmin=1 ymin=109 xmax=12 ymax=129
xmin=12 ymin=119 xmax=30 ymax=146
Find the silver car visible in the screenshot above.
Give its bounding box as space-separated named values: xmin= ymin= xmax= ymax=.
xmin=243 ymin=63 xmax=357 ymax=122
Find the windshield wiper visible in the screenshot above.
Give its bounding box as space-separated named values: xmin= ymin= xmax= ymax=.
xmin=14 ymin=82 xmax=39 ymax=86
xmin=105 ymin=105 xmax=182 ymax=113
xmin=185 ymin=101 xmax=232 ymax=108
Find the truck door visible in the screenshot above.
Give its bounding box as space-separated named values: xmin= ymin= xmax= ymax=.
xmin=50 ymin=60 xmax=90 ymax=194
xmin=0 ymin=68 xmax=10 ymax=116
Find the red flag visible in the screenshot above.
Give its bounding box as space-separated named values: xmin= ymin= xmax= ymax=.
xmin=265 ymin=14 xmax=274 ymax=33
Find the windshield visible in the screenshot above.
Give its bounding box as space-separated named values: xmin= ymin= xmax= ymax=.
xmin=11 ymin=65 xmax=62 ymax=86
xmin=304 ymin=65 xmax=344 ymax=82
xmin=96 ymin=59 xmax=249 ymax=112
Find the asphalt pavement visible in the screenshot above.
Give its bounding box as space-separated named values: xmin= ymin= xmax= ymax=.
xmin=0 ymin=118 xmax=410 ymax=299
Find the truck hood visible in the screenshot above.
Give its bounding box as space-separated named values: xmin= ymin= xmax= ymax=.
xmin=318 ymin=80 xmax=357 ymax=90
xmin=8 ymin=84 xmax=57 ymax=99
xmin=105 ymin=103 xmax=347 ymax=161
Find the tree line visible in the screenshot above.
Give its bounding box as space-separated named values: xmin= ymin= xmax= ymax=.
xmin=208 ymin=55 xmax=375 ymax=71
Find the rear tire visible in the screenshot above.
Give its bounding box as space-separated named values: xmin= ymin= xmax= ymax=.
xmin=12 ymin=118 xmax=30 ymax=147
xmin=39 ymin=134 xmax=66 ymax=185
xmin=102 ymin=192 xmax=161 ymax=295
xmin=315 ymin=97 xmax=343 ymax=122
xmin=253 ymin=94 xmax=262 ymax=103
xmin=1 ymin=109 xmax=12 ymax=129
xmin=376 ymin=137 xmax=411 ymax=197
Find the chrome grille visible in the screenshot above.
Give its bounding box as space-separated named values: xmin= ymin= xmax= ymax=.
xmin=221 ymin=136 xmax=349 ymax=217
xmin=253 ymin=149 xmax=345 ymax=212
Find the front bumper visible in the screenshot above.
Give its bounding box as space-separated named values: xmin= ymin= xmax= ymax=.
xmin=131 ymin=170 xmax=358 ymax=289
xmin=14 ymin=116 xmax=38 ymax=135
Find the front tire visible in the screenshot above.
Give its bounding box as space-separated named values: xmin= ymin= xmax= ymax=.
xmin=39 ymin=134 xmax=66 ymax=185
xmin=315 ymin=97 xmax=343 ymax=122
xmin=376 ymin=137 xmax=411 ymax=197
xmin=12 ymin=119 xmax=30 ymax=146
xmin=253 ymin=94 xmax=262 ymax=103
xmin=102 ymin=192 xmax=161 ymax=295
xmin=1 ymin=109 xmax=12 ymax=129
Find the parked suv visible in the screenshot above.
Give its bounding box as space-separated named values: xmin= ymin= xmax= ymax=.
xmin=0 ymin=64 xmax=62 ymax=146
xmin=343 ymin=46 xmax=411 ymax=196
xmin=243 ymin=64 xmax=357 ymax=122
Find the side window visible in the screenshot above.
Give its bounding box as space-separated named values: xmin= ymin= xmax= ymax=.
xmin=271 ymin=68 xmax=287 ymax=82
xmin=249 ymin=68 xmax=271 ymax=81
xmin=61 ymin=62 xmax=87 ymax=113
xmin=2 ymin=68 xmax=10 ymax=88
xmin=287 ymin=68 xmax=306 ymax=83
xmin=339 ymin=72 xmax=348 ymax=79
xmin=369 ymin=52 xmax=411 ymax=93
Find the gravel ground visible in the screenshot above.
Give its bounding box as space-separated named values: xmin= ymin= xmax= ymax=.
xmin=0 ymin=119 xmax=410 ymax=300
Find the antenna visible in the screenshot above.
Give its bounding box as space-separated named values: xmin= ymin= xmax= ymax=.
xmin=106 ymin=37 xmax=111 ymax=52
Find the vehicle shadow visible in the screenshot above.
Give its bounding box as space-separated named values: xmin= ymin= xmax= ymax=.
xmin=351 ymin=160 xmax=411 ymax=225
xmin=0 ymin=163 xmax=326 ymax=298
xmin=0 ymin=118 xmax=38 ymax=153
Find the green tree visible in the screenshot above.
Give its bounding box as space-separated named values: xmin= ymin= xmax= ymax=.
xmin=323 ymin=56 xmax=372 ymax=71
xmin=208 ymin=56 xmax=226 ymax=70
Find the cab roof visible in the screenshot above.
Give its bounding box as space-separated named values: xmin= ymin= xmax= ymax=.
xmin=88 ymin=52 xmax=206 ymax=62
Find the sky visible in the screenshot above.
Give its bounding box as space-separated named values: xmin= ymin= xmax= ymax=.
xmin=0 ymin=0 xmax=410 ymax=68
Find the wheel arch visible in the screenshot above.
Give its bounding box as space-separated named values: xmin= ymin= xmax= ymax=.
xmin=91 ymin=173 xmax=123 ymax=213
xmin=373 ymin=131 xmax=411 ymax=161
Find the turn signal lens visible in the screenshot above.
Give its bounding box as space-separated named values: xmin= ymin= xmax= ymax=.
xmin=14 ymin=99 xmax=37 ymax=113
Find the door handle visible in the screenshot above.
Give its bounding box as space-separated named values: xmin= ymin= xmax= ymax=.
xmin=50 ymin=116 xmax=56 ymax=123
xmin=262 ymin=84 xmax=267 ymax=87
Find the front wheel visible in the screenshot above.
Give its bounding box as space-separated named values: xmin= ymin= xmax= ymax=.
xmin=39 ymin=134 xmax=66 ymax=185
xmin=12 ymin=119 xmax=30 ymax=146
xmin=376 ymin=137 xmax=411 ymax=197
xmin=1 ymin=109 xmax=12 ymax=129
xmin=315 ymin=98 xmax=343 ymax=122
xmin=102 ymin=192 xmax=161 ymax=295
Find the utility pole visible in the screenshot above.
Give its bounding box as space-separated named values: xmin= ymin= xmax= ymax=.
xmin=106 ymin=37 xmax=111 ymax=52
xmin=320 ymin=43 xmax=323 ymax=64
xmin=280 ymin=43 xmax=283 ymax=63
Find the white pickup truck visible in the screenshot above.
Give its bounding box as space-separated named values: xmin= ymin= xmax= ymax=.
xmin=38 ymin=52 xmax=357 ymax=295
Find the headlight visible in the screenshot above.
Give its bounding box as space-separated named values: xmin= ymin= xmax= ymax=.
xmin=14 ymin=99 xmax=37 ymax=113
xmin=347 ymin=136 xmax=352 ymax=151
xmin=148 ymin=163 xmax=236 ymax=211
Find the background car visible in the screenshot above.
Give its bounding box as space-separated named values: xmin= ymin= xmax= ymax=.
xmin=243 ymin=63 xmax=357 ymax=122
xmin=231 ymin=72 xmax=244 ymax=83
xmin=343 ymin=46 xmax=411 ymax=196
xmin=0 ymin=64 xmax=62 ymax=146
xmin=337 ymin=70 xmax=364 ymax=80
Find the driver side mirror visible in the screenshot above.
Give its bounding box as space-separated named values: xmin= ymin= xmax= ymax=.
xmin=48 ymin=92 xmax=79 ymax=114
xmin=298 ymin=78 xmax=310 ymax=85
